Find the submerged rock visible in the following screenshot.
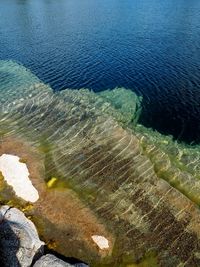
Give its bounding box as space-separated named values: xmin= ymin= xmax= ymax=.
xmin=1 ymin=60 xmax=200 ymax=266
xmin=0 ymin=205 xmax=44 ymax=267
xmin=0 ymin=154 xmax=39 ymax=202
xmin=98 ymin=87 xmax=142 ymax=126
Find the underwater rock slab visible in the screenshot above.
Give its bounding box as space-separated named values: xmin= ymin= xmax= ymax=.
xmin=0 ymin=205 xmax=44 ymax=267
xmin=33 ymin=254 xmax=88 ymax=267
xmin=2 ymin=61 xmax=200 ymax=266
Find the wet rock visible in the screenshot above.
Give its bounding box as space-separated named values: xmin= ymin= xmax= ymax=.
xmin=0 ymin=205 xmax=44 ymax=267
xmin=33 ymin=254 xmax=88 ymax=267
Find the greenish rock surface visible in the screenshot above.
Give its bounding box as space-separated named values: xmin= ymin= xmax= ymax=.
xmin=98 ymin=87 xmax=142 ymax=126
xmin=1 ymin=60 xmax=200 ymax=266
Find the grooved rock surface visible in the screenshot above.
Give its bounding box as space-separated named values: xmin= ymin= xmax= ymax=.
xmin=0 ymin=205 xmax=44 ymax=267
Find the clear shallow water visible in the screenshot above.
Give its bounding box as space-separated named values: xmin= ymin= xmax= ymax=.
xmin=2 ymin=60 xmax=200 ymax=266
xmin=1 ymin=0 xmax=200 ymax=143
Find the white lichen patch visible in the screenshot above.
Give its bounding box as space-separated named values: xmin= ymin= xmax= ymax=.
xmin=0 ymin=154 xmax=39 ymax=202
xmin=91 ymin=235 xmax=109 ymax=250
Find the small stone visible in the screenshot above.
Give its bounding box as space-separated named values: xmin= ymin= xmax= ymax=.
xmin=91 ymin=235 xmax=109 ymax=250
xmin=0 ymin=154 xmax=39 ymax=203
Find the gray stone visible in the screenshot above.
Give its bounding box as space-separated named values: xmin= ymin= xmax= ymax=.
xmin=0 ymin=205 xmax=44 ymax=267
xmin=33 ymin=254 xmax=88 ymax=267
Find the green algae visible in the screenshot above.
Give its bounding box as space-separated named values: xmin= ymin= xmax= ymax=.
xmin=129 ymin=251 xmax=158 ymax=267
xmin=132 ymin=125 xmax=200 ymax=206
xmin=98 ymin=88 xmax=142 ymax=127
xmin=98 ymin=89 xmax=200 ymax=206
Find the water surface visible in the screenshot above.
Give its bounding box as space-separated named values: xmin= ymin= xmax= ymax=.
xmin=1 ymin=0 xmax=200 ymax=142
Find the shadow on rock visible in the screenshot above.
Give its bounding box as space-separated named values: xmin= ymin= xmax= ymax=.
xmin=0 ymin=206 xmax=44 ymax=267
xmin=0 ymin=215 xmax=20 ymax=267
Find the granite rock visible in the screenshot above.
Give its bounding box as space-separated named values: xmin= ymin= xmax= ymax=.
xmin=33 ymin=254 xmax=88 ymax=267
xmin=0 ymin=205 xmax=44 ymax=267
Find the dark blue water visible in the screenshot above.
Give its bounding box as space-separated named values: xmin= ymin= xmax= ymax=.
xmin=1 ymin=0 xmax=200 ymax=143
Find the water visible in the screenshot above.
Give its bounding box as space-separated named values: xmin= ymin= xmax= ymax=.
xmin=2 ymin=60 xmax=200 ymax=266
xmin=1 ymin=0 xmax=200 ymax=143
